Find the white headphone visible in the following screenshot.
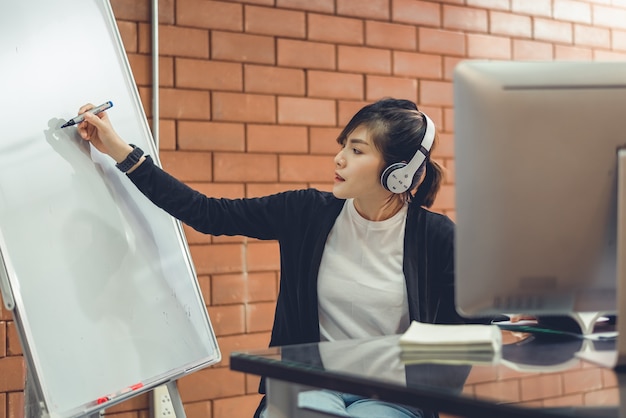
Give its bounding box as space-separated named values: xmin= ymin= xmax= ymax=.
xmin=380 ymin=113 xmax=436 ymax=194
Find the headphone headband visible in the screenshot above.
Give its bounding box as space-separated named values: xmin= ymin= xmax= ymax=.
xmin=380 ymin=113 xmax=436 ymax=193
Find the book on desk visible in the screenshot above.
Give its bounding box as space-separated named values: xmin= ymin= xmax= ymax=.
xmin=398 ymin=321 xmax=502 ymax=365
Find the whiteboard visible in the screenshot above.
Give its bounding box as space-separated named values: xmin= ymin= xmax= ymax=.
xmin=0 ymin=1 xmax=221 ymax=417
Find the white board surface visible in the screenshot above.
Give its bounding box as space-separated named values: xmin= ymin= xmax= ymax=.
xmin=0 ymin=1 xmax=221 ymax=417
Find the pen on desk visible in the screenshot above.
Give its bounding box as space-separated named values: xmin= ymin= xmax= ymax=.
xmin=61 ymin=101 xmax=113 ymax=128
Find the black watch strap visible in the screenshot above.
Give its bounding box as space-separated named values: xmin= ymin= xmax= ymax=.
xmin=115 ymin=144 xmax=144 ymax=173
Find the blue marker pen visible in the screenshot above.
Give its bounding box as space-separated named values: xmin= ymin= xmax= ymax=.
xmin=61 ymin=101 xmax=113 ymax=128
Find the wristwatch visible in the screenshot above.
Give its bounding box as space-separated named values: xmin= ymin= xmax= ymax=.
xmin=115 ymin=144 xmax=144 ymax=172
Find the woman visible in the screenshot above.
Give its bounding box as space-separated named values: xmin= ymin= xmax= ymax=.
xmin=77 ymin=98 xmax=463 ymax=418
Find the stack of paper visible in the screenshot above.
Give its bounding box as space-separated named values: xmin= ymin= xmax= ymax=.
xmin=398 ymin=321 xmax=502 ymax=365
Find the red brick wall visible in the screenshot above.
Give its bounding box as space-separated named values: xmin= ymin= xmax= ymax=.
xmin=2 ymin=0 xmax=626 ymax=417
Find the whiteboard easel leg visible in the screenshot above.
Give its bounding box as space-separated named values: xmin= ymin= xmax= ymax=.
xmin=24 ymin=370 xmax=37 ymax=418
xmin=166 ymin=381 xmax=187 ymax=418
xmin=24 ymin=369 xmax=47 ymax=418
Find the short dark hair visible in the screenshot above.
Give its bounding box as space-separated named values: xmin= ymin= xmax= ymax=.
xmin=336 ymin=98 xmax=443 ymax=208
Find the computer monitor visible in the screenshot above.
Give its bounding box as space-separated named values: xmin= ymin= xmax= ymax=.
xmin=452 ymin=61 xmax=626 ymax=349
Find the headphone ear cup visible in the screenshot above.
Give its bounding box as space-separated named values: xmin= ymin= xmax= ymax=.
xmin=380 ymin=162 xmax=409 ymax=193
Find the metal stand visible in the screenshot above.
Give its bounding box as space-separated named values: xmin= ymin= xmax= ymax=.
xmin=24 ymin=370 xmax=41 ymax=418
xmin=167 ymin=382 xmax=187 ymax=418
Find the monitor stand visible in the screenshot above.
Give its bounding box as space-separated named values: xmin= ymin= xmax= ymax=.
xmin=571 ymin=311 xmax=608 ymax=335
xmin=576 ymin=148 xmax=626 ymax=369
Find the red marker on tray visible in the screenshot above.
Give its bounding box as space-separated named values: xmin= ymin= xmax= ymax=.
xmin=96 ymin=382 xmax=144 ymax=405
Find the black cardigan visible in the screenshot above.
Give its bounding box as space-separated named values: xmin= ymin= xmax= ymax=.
xmin=128 ymin=157 xmax=465 ymax=348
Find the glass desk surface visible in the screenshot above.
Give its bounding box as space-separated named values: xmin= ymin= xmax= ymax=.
xmin=230 ymin=331 xmax=622 ymax=418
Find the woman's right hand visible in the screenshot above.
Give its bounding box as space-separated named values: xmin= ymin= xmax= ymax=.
xmin=76 ymin=103 xmax=134 ymax=164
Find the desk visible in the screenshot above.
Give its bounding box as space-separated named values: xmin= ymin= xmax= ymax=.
xmin=231 ymin=333 xmax=624 ymax=418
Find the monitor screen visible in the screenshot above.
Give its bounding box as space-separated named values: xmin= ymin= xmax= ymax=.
xmin=453 ymin=61 xmax=626 ymax=320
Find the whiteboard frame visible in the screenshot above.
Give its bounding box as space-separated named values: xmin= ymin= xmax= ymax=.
xmin=0 ymin=1 xmax=221 ymax=417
